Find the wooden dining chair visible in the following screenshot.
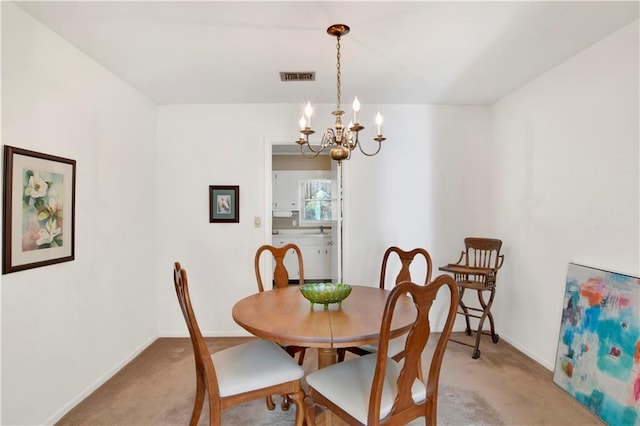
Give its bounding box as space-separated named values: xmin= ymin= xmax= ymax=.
xmin=337 ymin=246 xmax=432 ymax=373
xmin=255 ymin=243 xmax=305 ymax=291
xmin=304 ymin=275 xmax=459 ymax=426
xmin=173 ymin=262 xmax=305 ymax=426
xmin=445 ymin=237 xmax=504 ymax=359
xmin=254 ymin=244 xmax=307 ymax=365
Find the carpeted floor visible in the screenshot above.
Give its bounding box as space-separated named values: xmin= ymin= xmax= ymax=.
xmin=56 ymin=333 xmax=603 ymax=425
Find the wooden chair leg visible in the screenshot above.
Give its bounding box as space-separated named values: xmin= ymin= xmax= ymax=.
xmin=288 ymin=389 xmax=305 ymax=426
xmin=281 ymin=394 xmax=290 ymax=411
xmin=265 ymin=395 xmax=276 ymax=410
xmin=208 ymin=391 xmax=220 ymax=426
xmin=425 ymin=397 xmax=437 ymax=426
xmin=190 ymin=376 xmax=205 ymax=426
xmin=304 ymin=395 xmax=318 ymax=426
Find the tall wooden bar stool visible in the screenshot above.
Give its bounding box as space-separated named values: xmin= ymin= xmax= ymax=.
xmin=440 ymin=237 xmax=504 ymax=359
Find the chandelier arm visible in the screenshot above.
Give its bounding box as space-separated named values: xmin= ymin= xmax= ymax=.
xmin=299 ymin=145 xmax=322 ymax=159
xmin=356 ymin=140 xmax=383 ymax=157
xmin=302 ymin=142 xmax=325 ymax=154
xmin=321 ymin=128 xmax=337 ymax=148
xmin=299 ymin=128 xmax=337 ymax=157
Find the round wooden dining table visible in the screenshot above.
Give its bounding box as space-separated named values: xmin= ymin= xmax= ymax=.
xmin=232 ymin=285 xmax=417 ymax=369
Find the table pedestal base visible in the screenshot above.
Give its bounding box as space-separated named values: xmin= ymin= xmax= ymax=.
xmin=317 ymin=348 xmax=337 ymax=369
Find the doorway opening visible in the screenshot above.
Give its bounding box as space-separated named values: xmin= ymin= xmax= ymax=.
xmin=266 ymin=142 xmax=342 ymax=284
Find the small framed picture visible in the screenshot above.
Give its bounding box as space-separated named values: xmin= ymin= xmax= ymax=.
xmin=3 ymin=145 xmax=76 ymax=274
xmin=209 ymin=185 xmax=239 ymax=223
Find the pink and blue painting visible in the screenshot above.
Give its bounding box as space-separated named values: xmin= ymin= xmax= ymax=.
xmin=554 ymin=263 xmax=640 ymax=425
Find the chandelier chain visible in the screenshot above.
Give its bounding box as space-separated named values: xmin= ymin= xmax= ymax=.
xmin=336 ymin=36 xmax=342 ymax=111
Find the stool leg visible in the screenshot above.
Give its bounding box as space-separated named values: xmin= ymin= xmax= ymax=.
xmin=471 ymin=288 xmax=497 ymax=359
xmin=478 ymin=289 xmax=500 ymax=344
xmin=457 ymin=287 xmax=472 ymax=335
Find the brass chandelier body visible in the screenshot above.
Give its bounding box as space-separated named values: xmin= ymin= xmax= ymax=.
xmin=296 ymin=24 xmax=385 ymax=164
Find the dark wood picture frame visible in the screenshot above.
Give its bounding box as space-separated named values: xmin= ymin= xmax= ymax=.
xmin=3 ymin=145 xmax=76 ymax=274
xmin=209 ymin=185 xmax=239 ymax=223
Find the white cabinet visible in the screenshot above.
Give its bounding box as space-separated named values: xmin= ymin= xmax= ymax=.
xmin=272 ymin=170 xmax=333 ymax=212
xmin=272 ymin=171 xmax=300 ymax=210
xmin=299 ymin=245 xmax=332 ymax=281
xmin=272 ymin=235 xmax=332 ymax=282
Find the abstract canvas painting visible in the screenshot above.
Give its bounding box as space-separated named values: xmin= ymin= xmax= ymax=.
xmin=554 ymin=263 xmax=640 ymax=425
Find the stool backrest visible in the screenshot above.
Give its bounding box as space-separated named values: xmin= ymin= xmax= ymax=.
xmin=463 ymin=238 xmax=503 ymax=270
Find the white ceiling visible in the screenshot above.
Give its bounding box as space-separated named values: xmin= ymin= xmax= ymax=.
xmin=12 ymin=1 xmax=639 ymax=106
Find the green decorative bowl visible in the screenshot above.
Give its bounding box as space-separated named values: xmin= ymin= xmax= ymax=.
xmin=299 ymin=283 xmax=352 ymax=309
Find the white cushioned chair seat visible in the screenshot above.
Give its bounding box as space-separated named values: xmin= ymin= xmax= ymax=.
xmin=305 ymin=353 xmax=426 ymax=424
xmin=358 ymin=333 xmax=407 ymax=355
xmin=213 ymin=339 xmax=304 ymax=397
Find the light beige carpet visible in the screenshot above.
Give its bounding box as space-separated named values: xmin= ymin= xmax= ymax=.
xmin=56 ymin=333 xmax=603 ymax=425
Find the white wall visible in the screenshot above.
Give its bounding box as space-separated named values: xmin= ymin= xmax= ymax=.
xmin=341 ymin=105 xmax=493 ymax=326
xmin=156 ymin=104 xmax=299 ymax=335
xmin=342 ymin=105 xmax=492 ymax=281
xmin=491 ymin=20 xmax=639 ymax=369
xmin=1 ymin=4 xmax=158 ymax=424
xmin=156 ymin=103 xmax=492 ymax=335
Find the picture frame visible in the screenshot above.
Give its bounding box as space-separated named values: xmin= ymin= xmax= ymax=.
xmin=553 ymin=263 xmax=640 ymax=425
xmin=209 ymin=185 xmax=239 ymax=223
xmin=3 ymin=145 xmax=76 ymax=274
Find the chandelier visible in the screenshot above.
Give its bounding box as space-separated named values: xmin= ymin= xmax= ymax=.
xmin=296 ymin=24 xmax=385 ymax=164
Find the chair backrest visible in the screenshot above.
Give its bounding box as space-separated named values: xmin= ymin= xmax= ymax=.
xmin=369 ymin=275 xmax=458 ymax=425
xmin=379 ymin=246 xmax=433 ymax=289
xmin=254 ymin=244 xmax=304 ymax=292
xmin=173 ymin=262 xmax=221 ymax=402
xmin=462 ymin=237 xmax=504 ymax=270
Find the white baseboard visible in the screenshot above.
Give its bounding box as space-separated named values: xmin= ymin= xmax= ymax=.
xmin=499 ymin=333 xmax=555 ymax=371
xmin=450 ymin=326 xmax=554 ymax=371
xmin=44 ymin=334 xmax=158 ymax=425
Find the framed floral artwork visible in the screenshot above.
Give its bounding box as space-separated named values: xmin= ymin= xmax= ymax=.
xmin=3 ymin=146 xmax=76 ymax=274
xmin=209 ymin=185 xmax=239 ymax=223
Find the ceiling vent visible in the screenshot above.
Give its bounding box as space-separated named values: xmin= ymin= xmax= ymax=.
xmin=280 ymin=72 xmax=315 ymax=82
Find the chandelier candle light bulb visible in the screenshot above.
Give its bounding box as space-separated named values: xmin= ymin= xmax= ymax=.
xmin=295 ymin=23 xmax=386 ymax=164
xmin=376 ymin=113 xmax=383 ymax=136
xmin=304 ymin=102 xmax=313 ymax=128
xmin=352 ymin=96 xmax=360 ymax=123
